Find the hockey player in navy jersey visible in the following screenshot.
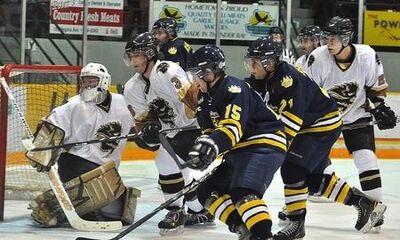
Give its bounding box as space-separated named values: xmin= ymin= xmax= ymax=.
xmin=152 ymin=17 xmax=194 ymax=71
xmin=245 ymin=36 xmax=387 ymax=239
xmin=187 ymin=45 xmax=287 ymax=240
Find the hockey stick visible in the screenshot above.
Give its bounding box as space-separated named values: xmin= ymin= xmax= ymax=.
xmin=24 ymin=132 xmax=140 ymax=152
xmin=342 ymin=116 xmax=399 ymax=131
xmin=75 ymin=162 xmax=218 ymax=240
xmin=1 ymin=77 xmax=122 ymax=231
xmin=25 ymin=126 xmax=200 ymax=152
xmin=158 ymin=132 xmax=193 ymax=170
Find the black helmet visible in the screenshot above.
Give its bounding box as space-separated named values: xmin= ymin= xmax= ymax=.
xmin=152 ymin=17 xmax=178 ymax=37
xmin=297 ymin=25 xmax=321 ymax=42
xmin=190 ymin=45 xmax=226 ymax=79
xmin=124 ymin=32 xmax=158 ymax=65
xmin=246 ymin=35 xmax=283 ymax=69
xmin=322 ymin=16 xmax=353 ymax=46
xmin=268 ymin=26 xmax=284 ymax=35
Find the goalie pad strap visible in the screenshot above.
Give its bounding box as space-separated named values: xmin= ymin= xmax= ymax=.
xmin=121 ymin=186 xmax=141 ymax=225
xmin=29 ymin=161 xmax=126 ymax=227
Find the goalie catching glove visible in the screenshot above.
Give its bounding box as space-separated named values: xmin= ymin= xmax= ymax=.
xmin=187 ymin=135 xmax=218 ymax=171
xmin=26 ymin=121 xmax=65 ymax=172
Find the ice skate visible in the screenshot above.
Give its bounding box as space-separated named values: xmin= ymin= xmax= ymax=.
xmin=351 ymin=188 xmax=387 ymax=233
xmin=184 ymin=209 xmax=216 ymax=227
xmin=274 ymin=219 xmax=305 ymax=240
xmin=158 ymin=207 xmax=185 ymax=236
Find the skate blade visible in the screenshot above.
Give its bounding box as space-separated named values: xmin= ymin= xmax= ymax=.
xmin=184 ymin=221 xmax=216 ymax=228
xmin=159 ymin=225 xmax=184 ymax=236
xmin=361 ymin=203 xmax=387 ymax=233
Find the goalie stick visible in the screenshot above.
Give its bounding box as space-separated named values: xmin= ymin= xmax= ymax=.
xmin=75 ymin=160 xmax=219 ymax=240
xmin=342 ymin=116 xmax=399 ymax=131
xmin=24 ymin=132 xmax=140 ymax=152
xmin=1 ymin=77 xmax=122 ymax=231
xmin=24 ymin=126 xmax=199 ymax=152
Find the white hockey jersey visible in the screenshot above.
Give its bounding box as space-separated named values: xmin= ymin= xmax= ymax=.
xmin=305 ymin=45 xmax=388 ymax=124
xmin=294 ymin=54 xmax=307 ymax=69
xmin=124 ymin=60 xmax=198 ymax=137
xmin=47 ymin=93 xmax=133 ymax=167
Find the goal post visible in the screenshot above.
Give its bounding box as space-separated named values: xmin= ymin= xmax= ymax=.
xmin=0 ymin=64 xmax=81 ymax=221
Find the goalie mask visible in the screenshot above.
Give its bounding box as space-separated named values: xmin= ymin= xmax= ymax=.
xmin=79 ymin=63 xmax=111 ymax=103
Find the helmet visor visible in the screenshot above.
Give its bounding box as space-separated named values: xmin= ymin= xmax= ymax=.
xmin=80 ymin=76 xmax=100 ymax=89
xmin=244 ymin=56 xmax=264 ymax=73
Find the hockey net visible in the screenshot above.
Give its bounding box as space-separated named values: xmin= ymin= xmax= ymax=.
xmin=0 ymin=64 xmax=81 ymax=203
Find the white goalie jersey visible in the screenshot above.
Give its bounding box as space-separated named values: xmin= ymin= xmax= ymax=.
xmin=46 ymin=93 xmax=133 ymax=167
xmin=305 ymin=45 xmax=388 ymax=125
xmin=124 ymin=60 xmax=198 ymax=137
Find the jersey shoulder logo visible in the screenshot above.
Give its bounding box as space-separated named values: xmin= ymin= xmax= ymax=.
xmin=184 ymin=42 xmax=192 ymax=52
xmin=281 ymin=75 xmax=293 ymax=88
xmin=96 ymin=121 xmax=122 ymax=154
xmin=228 ymin=85 xmax=241 ymax=93
xmin=157 ymin=62 xmax=169 ymax=73
xmin=168 ymin=47 xmax=177 ymax=55
xmin=307 ymin=55 xmax=315 ymax=67
xmin=327 ymin=82 xmax=358 ymax=114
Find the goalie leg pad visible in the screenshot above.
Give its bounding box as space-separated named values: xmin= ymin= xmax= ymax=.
xmin=29 ymin=161 xmax=126 ymax=227
xmin=121 ymin=187 xmax=141 ymax=225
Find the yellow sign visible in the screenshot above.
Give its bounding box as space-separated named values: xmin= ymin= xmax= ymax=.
xmin=364 ymin=10 xmax=400 ymax=47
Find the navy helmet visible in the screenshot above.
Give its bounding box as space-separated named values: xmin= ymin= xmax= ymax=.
xmin=190 ymin=45 xmax=226 ymax=79
xmin=152 ymin=17 xmax=178 ymax=37
xmin=246 ymin=35 xmax=283 ymax=69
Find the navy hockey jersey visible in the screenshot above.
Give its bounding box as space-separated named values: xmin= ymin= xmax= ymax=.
xmin=197 ymin=75 xmax=287 ymax=154
xmin=159 ymin=38 xmax=194 ymax=71
xmin=247 ymin=62 xmax=342 ymax=141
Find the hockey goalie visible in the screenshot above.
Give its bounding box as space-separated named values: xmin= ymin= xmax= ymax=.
xmin=25 ymin=62 xmax=140 ymax=228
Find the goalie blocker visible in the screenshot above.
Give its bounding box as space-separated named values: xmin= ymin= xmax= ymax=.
xmin=26 ymin=121 xmax=141 ymax=227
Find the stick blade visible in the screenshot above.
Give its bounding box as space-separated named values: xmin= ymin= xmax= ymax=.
xmin=75 ymin=237 xmax=100 ymax=240
xmin=69 ymin=218 xmax=122 ymax=232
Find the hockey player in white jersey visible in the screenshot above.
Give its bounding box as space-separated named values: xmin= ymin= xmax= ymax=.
xmin=306 ymin=16 xmax=397 ymax=230
xmin=26 ymin=63 xmax=140 ymax=227
xmin=123 ymin=32 xmax=214 ymax=235
xmin=295 ymin=25 xmax=321 ymax=69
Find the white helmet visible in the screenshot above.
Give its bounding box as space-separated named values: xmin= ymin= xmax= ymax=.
xmin=79 ymin=62 xmax=111 ymax=103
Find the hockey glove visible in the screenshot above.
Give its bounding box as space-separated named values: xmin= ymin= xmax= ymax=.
xmin=370 ymin=102 xmax=397 ymax=130
xmin=188 ymin=135 xmax=218 ymax=171
xmin=132 ymin=135 xmax=160 ymax=151
xmin=142 ymin=123 xmax=162 ymax=144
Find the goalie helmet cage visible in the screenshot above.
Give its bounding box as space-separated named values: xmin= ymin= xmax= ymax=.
xmin=0 ymin=64 xmax=81 ymax=221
